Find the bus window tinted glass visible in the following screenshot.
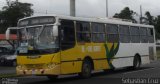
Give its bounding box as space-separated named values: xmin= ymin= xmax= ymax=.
xmin=77 ymin=22 xmax=90 ymax=32
xmin=148 ymin=28 xmax=154 ymax=43
xmin=119 ymin=25 xmax=130 ymax=43
xmin=106 ymin=24 xmax=118 ymax=34
xmin=76 ymin=22 xmax=91 ymax=42
xmin=140 ymin=27 xmax=148 ymax=43
xmin=61 ymin=20 xmax=75 ymax=50
xmin=92 ymin=34 xmax=105 ymax=42
xmin=91 ymin=23 xmax=105 ymax=42
xmin=130 ymin=26 xmax=140 ymax=43
xmin=92 ymin=23 xmax=105 ymax=33
xmin=106 ymin=24 xmax=119 ymax=43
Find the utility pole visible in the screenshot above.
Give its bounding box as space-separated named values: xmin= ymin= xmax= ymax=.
xmin=140 ymin=5 xmax=143 ymax=24
xmin=106 ymin=0 xmax=108 ymax=17
xmin=46 ymin=10 xmax=48 ymax=14
xmin=70 ymin=0 xmax=75 ymax=17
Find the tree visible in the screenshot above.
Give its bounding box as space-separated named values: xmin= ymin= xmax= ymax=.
xmin=113 ymin=7 xmax=137 ymax=23
xmin=141 ymin=11 xmax=160 ymax=39
xmin=141 ymin=11 xmax=155 ymax=25
xmin=0 ymin=1 xmax=33 ymax=34
xmin=154 ymin=16 xmax=160 ymax=39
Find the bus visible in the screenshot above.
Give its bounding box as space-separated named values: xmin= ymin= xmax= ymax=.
xmin=6 ymin=15 xmax=156 ymax=79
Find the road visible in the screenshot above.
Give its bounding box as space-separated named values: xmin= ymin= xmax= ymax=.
xmin=1 ymin=61 xmax=160 ymax=84
xmin=0 ymin=66 xmax=15 ymax=75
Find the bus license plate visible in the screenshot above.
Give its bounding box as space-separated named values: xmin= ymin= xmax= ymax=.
xmin=32 ymin=70 xmax=35 ymax=74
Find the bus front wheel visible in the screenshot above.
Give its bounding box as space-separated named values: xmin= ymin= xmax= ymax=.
xmin=79 ymin=59 xmax=92 ymax=78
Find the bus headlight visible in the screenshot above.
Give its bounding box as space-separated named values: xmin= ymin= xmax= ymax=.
xmin=47 ymin=63 xmax=56 ymax=69
xmin=17 ymin=65 xmax=24 ymax=69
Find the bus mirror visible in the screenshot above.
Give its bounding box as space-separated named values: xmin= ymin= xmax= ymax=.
xmin=53 ymin=26 xmax=58 ymax=37
xmin=6 ymin=28 xmax=10 ymax=40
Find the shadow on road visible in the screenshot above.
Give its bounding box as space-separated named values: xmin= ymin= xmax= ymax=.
xmin=21 ymin=67 xmax=153 ymax=84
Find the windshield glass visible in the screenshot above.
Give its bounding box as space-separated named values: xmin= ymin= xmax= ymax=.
xmin=18 ymin=25 xmax=59 ymax=54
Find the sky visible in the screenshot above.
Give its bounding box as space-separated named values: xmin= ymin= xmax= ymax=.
xmin=0 ymin=0 xmax=160 ymax=18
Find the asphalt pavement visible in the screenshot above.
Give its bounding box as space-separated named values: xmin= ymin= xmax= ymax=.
xmin=0 ymin=60 xmax=160 ymax=84
xmin=0 ymin=66 xmax=15 ymax=75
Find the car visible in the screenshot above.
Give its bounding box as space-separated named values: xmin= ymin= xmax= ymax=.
xmin=0 ymin=48 xmax=17 ymax=66
xmin=0 ymin=47 xmax=10 ymax=57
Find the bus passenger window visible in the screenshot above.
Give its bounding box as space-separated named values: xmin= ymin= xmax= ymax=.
xmin=148 ymin=28 xmax=154 ymax=43
xmin=119 ymin=25 xmax=130 ymax=43
xmin=76 ymin=22 xmax=91 ymax=42
xmin=140 ymin=27 xmax=148 ymax=43
xmin=92 ymin=23 xmax=105 ymax=42
xmin=106 ymin=24 xmax=119 ymax=43
xmin=130 ymin=26 xmax=140 ymax=43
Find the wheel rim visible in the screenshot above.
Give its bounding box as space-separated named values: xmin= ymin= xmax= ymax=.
xmin=137 ymin=59 xmax=140 ymax=67
xmin=83 ymin=63 xmax=91 ymax=77
xmin=135 ymin=58 xmax=140 ymax=68
xmin=84 ymin=65 xmax=90 ymax=75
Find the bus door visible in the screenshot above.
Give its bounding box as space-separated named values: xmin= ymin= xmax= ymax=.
xmin=59 ymin=20 xmax=80 ymax=74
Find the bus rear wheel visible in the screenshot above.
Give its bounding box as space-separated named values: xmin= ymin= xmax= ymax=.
xmin=133 ymin=55 xmax=141 ymax=69
xmin=79 ymin=59 xmax=92 ymax=78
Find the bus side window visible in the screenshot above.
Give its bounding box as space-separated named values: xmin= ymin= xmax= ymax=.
xmin=130 ymin=26 xmax=140 ymax=43
xmin=60 ymin=20 xmax=75 ymax=50
xmin=140 ymin=27 xmax=148 ymax=43
xmin=76 ymin=21 xmax=91 ymax=42
xmin=91 ymin=23 xmax=105 ymax=43
xmin=119 ymin=25 xmax=130 ymax=43
xmin=106 ymin=24 xmax=119 ymax=43
xmin=148 ymin=28 xmax=154 ymax=43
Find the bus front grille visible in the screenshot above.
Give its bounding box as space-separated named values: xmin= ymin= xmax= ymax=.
xmin=25 ymin=64 xmax=44 ymax=69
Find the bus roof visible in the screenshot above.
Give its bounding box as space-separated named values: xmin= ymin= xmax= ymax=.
xmin=19 ymin=14 xmax=154 ymax=28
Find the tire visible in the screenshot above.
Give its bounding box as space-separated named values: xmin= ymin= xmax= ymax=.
xmin=47 ymin=75 xmax=58 ymax=80
xmin=133 ymin=56 xmax=141 ymax=69
xmin=79 ymin=59 xmax=92 ymax=78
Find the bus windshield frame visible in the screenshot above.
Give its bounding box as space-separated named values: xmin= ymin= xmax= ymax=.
xmin=17 ymin=24 xmax=59 ymax=55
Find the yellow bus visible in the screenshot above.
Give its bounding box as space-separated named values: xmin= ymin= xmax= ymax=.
xmin=6 ymin=15 xmax=156 ymax=79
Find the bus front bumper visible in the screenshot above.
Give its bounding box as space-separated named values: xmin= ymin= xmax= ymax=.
xmin=16 ymin=64 xmax=60 ymax=76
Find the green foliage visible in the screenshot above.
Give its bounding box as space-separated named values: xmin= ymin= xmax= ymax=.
xmin=0 ymin=1 xmax=33 ymax=34
xmin=154 ymin=16 xmax=160 ymax=39
xmin=145 ymin=12 xmax=154 ymax=25
xmin=113 ymin=7 xmax=137 ymax=23
xmin=113 ymin=7 xmax=160 ymax=39
xmin=142 ymin=11 xmax=160 ymax=39
xmin=141 ymin=11 xmax=155 ymax=25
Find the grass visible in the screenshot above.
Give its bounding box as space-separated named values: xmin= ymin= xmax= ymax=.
xmin=157 ymin=51 xmax=160 ymax=59
xmin=156 ymin=47 xmax=160 ymax=60
xmin=0 ymin=74 xmax=18 ymax=78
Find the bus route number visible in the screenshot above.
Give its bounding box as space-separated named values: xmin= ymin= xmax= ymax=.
xmin=81 ymin=46 xmax=101 ymax=53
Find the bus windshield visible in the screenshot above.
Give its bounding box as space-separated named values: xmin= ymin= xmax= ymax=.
xmin=18 ymin=25 xmax=59 ymax=54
